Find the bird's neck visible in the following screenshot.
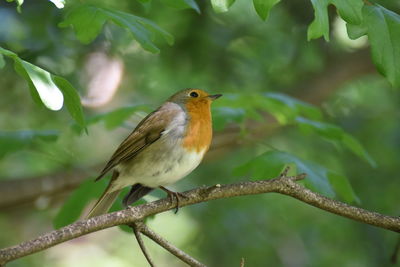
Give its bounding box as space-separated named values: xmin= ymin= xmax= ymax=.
xmin=182 ymin=102 xmax=212 ymax=153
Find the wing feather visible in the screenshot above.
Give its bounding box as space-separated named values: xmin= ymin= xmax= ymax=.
xmin=95 ymin=105 xmax=180 ymax=181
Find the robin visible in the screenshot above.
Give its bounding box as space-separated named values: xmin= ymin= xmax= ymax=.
xmin=86 ymin=88 xmax=222 ymax=218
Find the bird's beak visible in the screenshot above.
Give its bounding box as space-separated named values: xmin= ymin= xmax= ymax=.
xmin=207 ymin=94 xmax=222 ymax=101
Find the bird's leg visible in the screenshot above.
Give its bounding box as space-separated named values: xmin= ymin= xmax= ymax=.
xmin=159 ymin=186 xmax=188 ymax=214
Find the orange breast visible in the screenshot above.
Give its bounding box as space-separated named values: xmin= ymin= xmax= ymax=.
xmin=182 ymin=99 xmax=212 ymax=152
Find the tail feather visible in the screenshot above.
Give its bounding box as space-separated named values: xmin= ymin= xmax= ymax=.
xmin=86 ymin=171 xmax=121 ymax=219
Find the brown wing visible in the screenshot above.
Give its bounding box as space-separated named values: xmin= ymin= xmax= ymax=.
xmin=95 ymin=105 xmax=178 ymax=181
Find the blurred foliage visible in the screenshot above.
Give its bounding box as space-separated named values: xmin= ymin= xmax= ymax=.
xmin=1 ymin=0 xmax=400 ymax=266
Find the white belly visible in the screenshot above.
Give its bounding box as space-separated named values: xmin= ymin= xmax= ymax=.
xmin=112 ymin=143 xmax=206 ymax=190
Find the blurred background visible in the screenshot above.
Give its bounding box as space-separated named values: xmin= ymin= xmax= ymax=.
xmin=1 ymin=0 xmax=400 ymax=266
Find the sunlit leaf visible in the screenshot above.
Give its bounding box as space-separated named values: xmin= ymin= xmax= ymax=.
xmin=19 ymin=60 xmax=64 ymax=111
xmin=59 ymin=4 xmax=174 ymax=53
xmin=0 ymin=47 xmax=86 ymax=127
xmin=0 ymin=130 xmax=58 ymax=159
xmin=253 ymin=0 xmax=280 ymax=21
xmin=211 ymin=0 xmax=235 ymax=13
xmin=50 ymin=0 xmax=65 ymax=9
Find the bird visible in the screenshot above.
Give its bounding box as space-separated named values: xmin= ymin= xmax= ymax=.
xmin=86 ymin=88 xmax=222 ymax=218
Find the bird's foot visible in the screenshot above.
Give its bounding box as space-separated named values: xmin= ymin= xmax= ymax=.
xmin=160 ymin=186 xmax=188 ymax=214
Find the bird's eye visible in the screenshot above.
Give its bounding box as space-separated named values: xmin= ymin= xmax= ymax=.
xmin=190 ymin=91 xmax=199 ymax=98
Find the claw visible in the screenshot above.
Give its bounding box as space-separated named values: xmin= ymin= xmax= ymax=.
xmin=160 ymin=186 xmax=188 ymax=213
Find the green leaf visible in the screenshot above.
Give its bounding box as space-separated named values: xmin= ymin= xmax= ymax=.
xmin=307 ymin=0 xmax=364 ymax=41
xmin=0 ymin=130 xmax=58 ymax=159
xmin=54 ymin=178 xmax=141 ymax=229
xmin=308 ymin=0 xmax=329 ymax=41
xmin=212 ymin=107 xmax=246 ymax=131
xmin=162 ymin=0 xmax=200 ymax=13
xmin=59 ymin=5 xmax=108 ymax=44
xmin=184 ymin=0 xmax=200 ymax=13
xmin=265 ymin=92 xmax=322 ymax=121
xmin=211 ymin=0 xmax=235 ymax=13
xmin=328 ymin=172 xmax=360 ymax=203
xmin=49 ymin=0 xmax=65 ymax=9
xmin=346 ymin=22 xmax=367 ymax=39
xmin=234 ymin=150 xmax=336 ymax=197
xmin=0 ymin=54 xmax=5 ymax=69
xmin=53 ymin=179 xmax=108 ymax=228
xmin=341 ymin=133 xmax=376 ymax=168
xmin=12 ymin=58 xmax=44 ymax=108
xmin=295 ymin=117 xmax=376 ymax=167
xmin=1 ymin=46 xmax=64 ymax=110
xmin=0 ymin=47 xmax=86 ymax=126
xmin=52 ymin=76 xmax=86 ymax=129
xmin=7 ymin=0 xmax=24 ymax=12
xmin=59 ymin=4 xmax=174 ymax=53
xmin=72 ymin=105 xmax=149 ymax=134
xmin=333 ymin=0 xmax=363 ymax=25
xmin=101 ymin=105 xmax=149 ymax=129
xmin=0 ymin=47 xmax=17 ymax=57
xmin=363 ymin=5 xmax=400 ymax=87
xmin=131 ymin=15 xmax=174 ymax=46
xmin=253 ymin=0 xmax=280 ymax=21
xmin=214 ymin=92 xmax=322 ymax=128
xmin=234 ymin=151 xmax=359 ymax=202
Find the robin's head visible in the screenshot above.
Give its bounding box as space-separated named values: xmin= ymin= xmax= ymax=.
xmin=168 ymin=89 xmax=222 ymax=110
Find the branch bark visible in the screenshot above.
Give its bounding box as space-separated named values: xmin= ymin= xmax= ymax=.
xmin=0 ymin=174 xmax=399 ymax=266
xmin=130 ymin=223 xmax=156 ymax=267
xmin=136 ymin=221 xmax=206 ymax=267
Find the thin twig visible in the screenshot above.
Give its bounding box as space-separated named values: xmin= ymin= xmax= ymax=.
xmin=391 ymin=236 xmax=400 ymax=264
xmin=1 ymin=173 xmax=399 ymax=266
xmin=138 ymin=222 xmax=206 ymax=267
xmin=130 ymin=223 xmax=156 ymax=267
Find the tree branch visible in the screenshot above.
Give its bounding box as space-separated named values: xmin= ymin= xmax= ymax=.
xmin=137 ymin=221 xmax=206 ymax=267
xmin=0 ymin=174 xmax=399 ymax=266
xmin=130 ymin=223 xmax=156 ymax=267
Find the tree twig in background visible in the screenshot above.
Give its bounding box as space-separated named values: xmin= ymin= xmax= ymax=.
xmin=0 ymin=171 xmax=399 ymax=266
xmin=391 ymin=236 xmax=400 ymax=264
xmin=240 ymin=257 xmax=245 ymax=267
xmin=138 ymin=221 xmax=206 ymax=267
xmin=130 ymin=222 xmax=156 ymax=267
